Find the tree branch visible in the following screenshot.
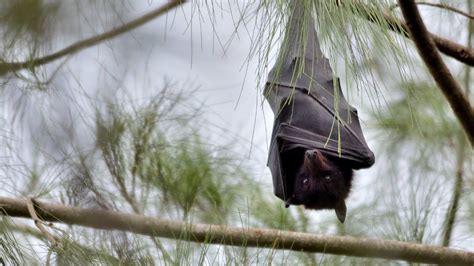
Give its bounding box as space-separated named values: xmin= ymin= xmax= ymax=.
xmin=349 ymin=1 xmax=474 ymax=66
xmin=1 ymin=197 xmax=473 ymax=264
xmin=398 ymin=0 xmax=474 ymax=146
xmin=390 ymin=1 xmax=474 ymax=20
xmin=0 ymin=0 xmax=185 ymax=76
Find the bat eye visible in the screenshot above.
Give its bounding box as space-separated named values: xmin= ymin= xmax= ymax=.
xmin=303 ymin=178 xmax=309 ymax=185
xmin=324 ymin=175 xmax=331 ymax=180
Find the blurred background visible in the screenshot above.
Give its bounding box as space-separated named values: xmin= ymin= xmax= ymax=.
xmin=0 ymin=0 xmax=472 ymax=264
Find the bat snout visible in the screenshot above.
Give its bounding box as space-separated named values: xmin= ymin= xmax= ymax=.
xmin=305 ymin=150 xmax=316 ymax=159
xmin=305 ymin=149 xmax=322 ymax=159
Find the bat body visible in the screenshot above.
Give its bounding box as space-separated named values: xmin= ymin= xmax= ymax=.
xmin=264 ymin=2 xmax=374 ymax=223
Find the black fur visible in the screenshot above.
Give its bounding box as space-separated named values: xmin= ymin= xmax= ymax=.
xmin=286 ymin=149 xmax=353 ymax=211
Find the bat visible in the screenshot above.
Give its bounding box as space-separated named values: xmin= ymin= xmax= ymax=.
xmin=264 ymin=2 xmax=375 ymax=223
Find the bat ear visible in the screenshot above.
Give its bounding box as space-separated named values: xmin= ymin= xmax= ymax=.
xmin=335 ymin=200 xmax=347 ymax=223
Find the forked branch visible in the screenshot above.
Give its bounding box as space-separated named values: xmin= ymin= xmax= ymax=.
xmin=348 ymin=1 xmax=474 ymax=66
xmin=1 ymin=197 xmax=473 ymax=264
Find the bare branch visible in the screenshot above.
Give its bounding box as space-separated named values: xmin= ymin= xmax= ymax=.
xmin=1 ymin=196 xmax=473 ymax=264
xmin=0 ymin=0 xmax=185 ymax=77
xmin=390 ymin=1 xmax=474 ymax=20
xmin=398 ymin=0 xmax=474 ymax=146
xmin=349 ymin=1 xmax=474 ymax=66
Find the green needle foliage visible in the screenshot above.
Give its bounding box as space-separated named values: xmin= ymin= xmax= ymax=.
xmin=374 ymin=81 xmax=460 ymax=145
xmin=0 ymin=0 xmax=59 ymax=48
xmin=370 ymin=78 xmax=472 ymax=248
xmin=0 ymin=218 xmax=31 ymax=265
xmin=92 ymin=91 xmax=247 ymax=222
xmin=53 ymin=87 xmax=277 ymax=263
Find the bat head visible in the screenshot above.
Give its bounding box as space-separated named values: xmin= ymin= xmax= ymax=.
xmin=285 ymin=149 xmax=353 ymax=223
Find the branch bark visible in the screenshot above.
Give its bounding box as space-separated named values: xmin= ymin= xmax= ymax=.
xmin=1 ymin=197 xmax=473 ymax=264
xmin=350 ymin=1 xmax=474 ymax=66
xmin=0 ymin=0 xmax=185 ymax=76
xmin=398 ymin=0 xmax=474 ymax=146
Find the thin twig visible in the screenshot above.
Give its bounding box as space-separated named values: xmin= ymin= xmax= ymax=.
xmin=0 ymin=0 xmax=185 ymax=76
xmin=398 ymin=0 xmax=474 ymax=146
xmin=46 ymin=249 xmax=52 ymax=266
xmin=390 ymin=1 xmax=474 ymax=20
xmin=1 ymin=197 xmax=473 ymax=264
xmin=26 ymin=198 xmax=57 ymax=246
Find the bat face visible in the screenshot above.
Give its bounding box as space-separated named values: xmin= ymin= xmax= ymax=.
xmin=286 ymin=149 xmax=353 ymax=223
